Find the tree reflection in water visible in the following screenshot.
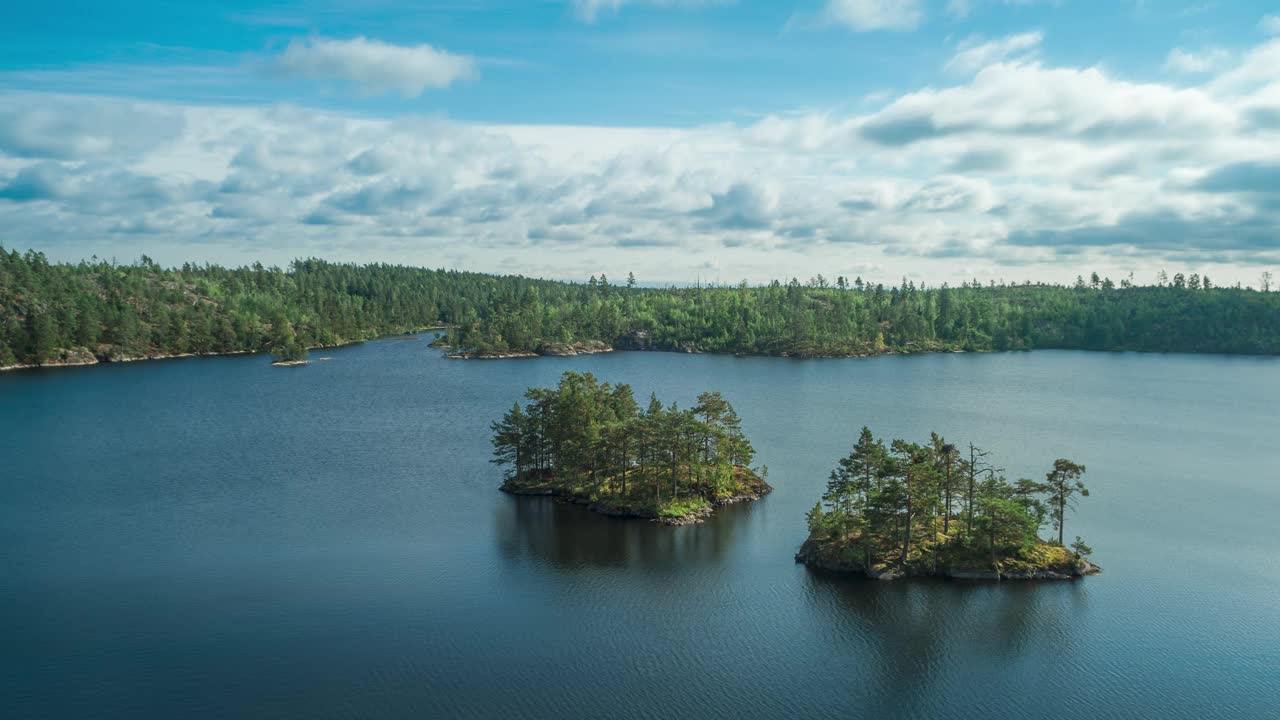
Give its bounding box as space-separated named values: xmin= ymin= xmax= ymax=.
xmin=495 ymin=495 xmax=757 ymax=572
xmin=800 ymin=571 xmax=1092 ymax=717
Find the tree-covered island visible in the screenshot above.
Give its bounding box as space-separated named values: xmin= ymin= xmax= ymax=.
xmin=491 ymin=371 xmax=771 ymax=524
xmin=796 ymin=428 xmax=1099 ymax=581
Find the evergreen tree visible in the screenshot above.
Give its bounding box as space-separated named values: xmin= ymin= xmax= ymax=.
xmin=490 ymin=373 xmax=761 ymax=519
xmin=1043 ymin=459 xmax=1088 ymax=546
xmin=3 ymin=244 xmax=1280 ymax=369
xmin=807 ymin=428 xmax=1094 ymax=573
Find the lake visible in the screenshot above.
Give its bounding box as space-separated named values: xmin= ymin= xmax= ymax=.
xmin=3 ymin=338 xmax=1278 ymax=719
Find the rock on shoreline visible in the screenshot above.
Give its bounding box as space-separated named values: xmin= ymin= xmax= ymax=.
xmin=0 ymin=328 xmax=442 ymax=373
xmin=793 ymin=537 xmax=1100 ymax=582
xmin=449 ymin=340 xmax=614 ymax=360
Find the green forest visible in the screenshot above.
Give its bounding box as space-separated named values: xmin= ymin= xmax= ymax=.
xmin=799 ymin=428 xmax=1097 ymax=580
xmin=491 ymin=371 xmax=769 ymax=522
xmin=3 ymin=244 xmax=1280 ymax=368
xmin=0 ymin=246 xmax=573 ymax=366
xmin=447 ymin=270 xmax=1280 ymax=357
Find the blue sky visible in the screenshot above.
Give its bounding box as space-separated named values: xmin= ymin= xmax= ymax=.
xmin=2 ymin=1 xmax=1271 ymax=124
xmin=1 ymin=1 xmax=1279 ymax=284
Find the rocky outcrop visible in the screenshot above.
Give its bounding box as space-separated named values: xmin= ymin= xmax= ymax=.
xmin=448 ymin=350 xmax=540 ymax=359
xmin=537 ymin=340 xmax=614 ymax=357
xmin=0 ymin=346 xmax=100 ymax=372
xmin=447 ymin=340 xmax=614 ymax=359
xmin=2 ymin=329 xmax=439 ymax=373
xmin=623 ymin=329 xmax=651 ymax=350
xmin=794 ymin=536 xmax=1100 ymax=582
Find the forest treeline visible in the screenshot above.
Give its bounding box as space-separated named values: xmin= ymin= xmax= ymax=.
xmin=0 ymin=247 xmax=576 ymax=366
xmin=3 ymin=245 xmax=1279 ymax=367
xmin=802 ymin=427 xmax=1094 ymax=577
xmin=492 ymin=371 xmax=767 ymax=520
xmin=448 ymin=270 xmax=1280 ymax=357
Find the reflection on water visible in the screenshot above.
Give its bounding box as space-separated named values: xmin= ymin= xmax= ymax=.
xmin=802 ymin=571 xmax=1092 ymax=716
xmin=495 ymin=494 xmax=756 ymax=570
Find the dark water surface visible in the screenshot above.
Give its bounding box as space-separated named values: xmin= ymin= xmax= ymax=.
xmin=3 ymin=338 xmax=1278 ymax=719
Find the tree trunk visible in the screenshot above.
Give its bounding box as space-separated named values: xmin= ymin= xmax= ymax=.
xmin=967 ymin=444 xmax=976 ymax=540
xmin=943 ymin=457 xmax=952 ymax=537
xmin=1058 ymin=492 xmax=1065 ymax=546
xmin=515 ymin=434 xmax=523 ymax=482
xmin=901 ymin=468 xmax=912 ymax=566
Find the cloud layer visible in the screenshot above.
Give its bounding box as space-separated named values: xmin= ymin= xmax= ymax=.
xmin=2 ymin=31 xmax=1279 ymax=284
xmin=572 ymin=0 xmax=732 ymax=23
xmin=272 ymin=36 xmax=474 ymax=96
xmin=823 ymin=0 xmax=924 ymax=31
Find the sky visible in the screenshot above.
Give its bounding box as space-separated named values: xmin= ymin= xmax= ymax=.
xmin=1 ymin=1 xmax=1278 ymax=286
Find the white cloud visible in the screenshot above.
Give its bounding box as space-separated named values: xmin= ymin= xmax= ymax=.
xmin=272 ymin=36 xmax=474 ymax=96
xmin=4 ymin=35 xmax=1280 ymax=285
xmin=0 ymin=95 xmax=184 ymax=159
xmin=946 ymin=0 xmax=1059 ymax=20
xmin=946 ymin=0 xmax=974 ymax=18
xmin=946 ymin=31 xmax=1042 ymax=75
xmin=1164 ymin=47 xmax=1231 ymax=74
xmin=571 ymin=0 xmax=732 ymax=23
xmin=1261 ymin=14 xmax=1280 ymax=36
xmin=858 ymin=61 xmax=1232 ymax=146
xmin=823 ymin=0 xmax=924 ymax=32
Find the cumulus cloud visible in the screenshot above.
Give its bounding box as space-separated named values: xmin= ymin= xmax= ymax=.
xmin=1194 ymin=162 xmax=1280 ymax=194
xmin=1262 ymin=15 xmax=1280 ymax=36
xmin=0 ymin=162 xmax=68 ymax=201
xmin=823 ymin=0 xmax=924 ymax=32
xmin=858 ymin=61 xmax=1230 ymax=147
xmin=272 ymin=36 xmax=474 ymax=96
xmin=1164 ymin=47 xmax=1232 ymax=74
xmin=5 ymin=33 xmax=1280 ymax=284
xmin=0 ymin=95 xmax=183 ymax=159
xmin=900 ymin=177 xmax=995 ymax=213
xmin=946 ymin=0 xmax=1063 ymax=21
xmin=946 ymin=32 xmax=1042 ymax=75
xmin=571 ymin=0 xmax=732 ymax=23
xmin=695 ymin=182 xmax=779 ymax=229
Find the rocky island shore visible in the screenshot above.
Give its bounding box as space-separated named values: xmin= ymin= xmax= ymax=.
xmin=796 ymin=426 xmax=1101 ymax=583
xmin=491 ymin=371 xmax=767 ymax=525
xmin=502 ymin=466 xmax=771 ymax=525
xmin=794 ymin=535 xmax=1098 ymax=581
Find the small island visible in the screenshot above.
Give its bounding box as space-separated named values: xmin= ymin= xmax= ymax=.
xmin=491 ymin=371 xmax=771 ymax=524
xmin=796 ymin=428 xmax=1098 ymax=581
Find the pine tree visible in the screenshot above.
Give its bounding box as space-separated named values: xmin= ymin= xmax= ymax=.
xmin=1042 ymin=459 xmax=1088 ymax=546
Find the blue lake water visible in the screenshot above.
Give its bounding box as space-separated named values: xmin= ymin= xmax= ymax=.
xmin=2 ymin=338 xmax=1278 ymax=719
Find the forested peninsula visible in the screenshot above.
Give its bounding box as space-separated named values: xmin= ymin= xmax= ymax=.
xmin=491 ymin=372 xmax=770 ymax=524
xmin=796 ymin=428 xmax=1098 ymax=581
xmin=3 ymin=245 xmax=1280 ymax=370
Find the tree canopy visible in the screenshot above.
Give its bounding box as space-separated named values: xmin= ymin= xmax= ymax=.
xmin=492 ymin=372 xmax=766 ymax=522
xmin=4 ymin=245 xmax=1278 ymax=368
xmin=804 ymin=427 xmax=1094 ymax=577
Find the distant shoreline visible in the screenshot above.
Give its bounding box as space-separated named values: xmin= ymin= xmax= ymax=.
xmin=0 ymin=326 xmax=447 ymax=374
